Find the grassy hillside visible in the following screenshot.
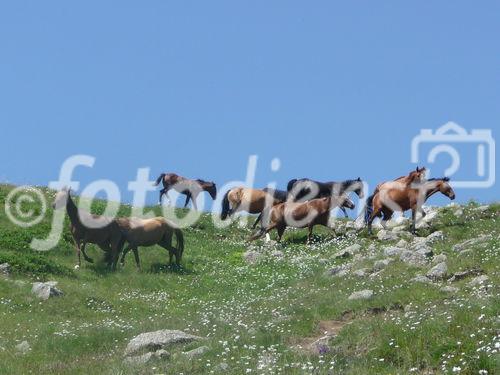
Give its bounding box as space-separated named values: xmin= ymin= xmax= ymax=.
xmin=0 ymin=184 xmax=498 ymax=374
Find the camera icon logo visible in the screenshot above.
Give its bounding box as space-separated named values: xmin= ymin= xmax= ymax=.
xmin=411 ymin=122 xmax=496 ymax=188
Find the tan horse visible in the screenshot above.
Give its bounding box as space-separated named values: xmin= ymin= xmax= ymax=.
xmin=220 ymin=187 xmax=282 ymax=220
xmin=366 ymin=177 xmax=455 ymax=234
xmin=117 ymin=217 xmax=184 ymax=269
xmin=154 ymin=173 xmax=217 ymax=210
xmin=372 ymin=166 xmax=427 ymax=196
xmin=250 ymin=194 xmax=355 ymax=243
xmin=53 ymin=188 xmax=124 ymax=270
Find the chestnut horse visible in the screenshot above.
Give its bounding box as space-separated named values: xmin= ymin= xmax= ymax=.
xmin=117 ymin=217 xmax=184 ymax=269
xmin=154 ymin=173 xmax=217 ymax=210
xmin=52 ymin=188 xmax=124 ymax=270
xmin=365 ymin=177 xmax=455 ymax=235
xmin=220 ymin=187 xmax=282 ymax=220
xmin=250 ymin=194 xmax=355 ymax=244
xmin=371 ymin=166 xmax=427 ymax=197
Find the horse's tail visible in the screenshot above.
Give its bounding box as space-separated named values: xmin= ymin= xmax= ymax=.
xmin=364 ymin=194 xmax=375 ymax=224
xmin=174 ymin=228 xmax=184 ymax=259
xmin=286 ymin=179 xmax=298 ymax=193
xmin=220 ymin=190 xmax=232 ymax=220
xmin=154 ymin=173 xmax=166 ymax=186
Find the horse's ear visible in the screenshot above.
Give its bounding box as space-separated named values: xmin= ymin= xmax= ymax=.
xmin=357 ymin=177 xmax=361 ymax=181
xmin=416 ymin=166 xmax=419 ymax=172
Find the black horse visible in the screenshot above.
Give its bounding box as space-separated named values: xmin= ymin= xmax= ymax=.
xmin=286 ymin=178 xmax=364 ymax=218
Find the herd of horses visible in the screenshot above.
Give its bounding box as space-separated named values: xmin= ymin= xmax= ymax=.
xmin=52 ymin=167 xmax=456 ymax=270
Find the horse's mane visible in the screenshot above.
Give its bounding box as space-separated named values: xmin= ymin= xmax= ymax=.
xmin=196 ymin=179 xmax=213 ymax=185
xmin=427 ymin=177 xmax=450 ymax=182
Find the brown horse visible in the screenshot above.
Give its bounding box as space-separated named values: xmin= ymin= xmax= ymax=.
xmin=366 ymin=177 xmax=455 ymax=234
xmin=372 ymin=166 xmax=427 ymax=197
xmin=52 ymin=188 xmax=124 ymax=270
xmin=250 ymin=194 xmax=355 ymax=244
xmin=220 ymin=187 xmax=282 ymax=220
xmin=154 ymin=173 xmax=217 ymax=210
xmin=117 ymin=217 xmax=184 ymax=269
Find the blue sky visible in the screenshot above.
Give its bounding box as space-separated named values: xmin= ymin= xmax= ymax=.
xmin=0 ymin=1 xmax=498 ymax=208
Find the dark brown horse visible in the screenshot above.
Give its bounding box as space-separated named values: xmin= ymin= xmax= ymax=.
xmin=287 ymin=177 xmax=365 ymax=202
xmin=365 ymin=177 xmax=455 ymax=234
xmin=250 ymin=194 xmax=355 ymax=244
xmin=52 ymin=188 xmax=124 ymax=270
xmin=154 ymin=173 xmax=217 ymax=210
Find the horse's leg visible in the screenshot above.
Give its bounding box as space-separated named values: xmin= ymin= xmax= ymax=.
xmin=341 ymin=207 xmax=348 ymax=219
xmin=72 ymin=237 xmax=82 ymax=267
xmin=367 ymin=208 xmax=381 ymax=235
xmin=159 ymin=232 xmax=178 ymax=267
xmin=307 ymin=225 xmax=314 ymax=244
xmin=276 ymin=224 xmax=286 ymax=243
xmin=191 ymin=193 xmax=198 ymax=211
xmin=183 ymin=193 xmax=191 ymax=208
xmin=132 ymin=247 xmax=140 ymax=270
xmin=252 ymin=213 xmax=263 ymax=229
xmin=120 ymin=245 xmax=132 ymax=266
xmin=411 ymin=207 xmax=417 ymax=235
xmin=80 ymin=241 xmax=94 ymax=263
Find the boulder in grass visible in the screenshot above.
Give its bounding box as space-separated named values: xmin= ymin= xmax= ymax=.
xmin=348 ymin=290 xmax=374 ymax=300
xmin=124 ymin=329 xmax=203 ymax=357
xmin=0 ymin=263 xmax=10 ymax=277
xmin=32 ymin=282 xmax=64 ymax=300
xmin=426 ymin=262 xmax=448 ymax=280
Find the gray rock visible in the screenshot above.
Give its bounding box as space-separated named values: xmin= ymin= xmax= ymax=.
xmin=373 ymin=259 xmax=393 ymax=271
xmin=353 ymin=268 xmax=370 ymax=277
xmin=453 ymin=235 xmax=491 ymax=252
xmin=377 ymin=230 xmax=398 ymax=241
xmin=335 ymin=244 xmax=361 ymax=258
xmin=384 ymin=247 xmax=405 ymax=257
xmin=348 ymin=290 xmax=374 ymax=300
xmin=124 ymin=329 xmax=203 ymax=357
xmin=15 ymin=341 xmax=31 ymax=354
xmin=243 ymin=250 xmax=262 ymax=265
xmin=399 ymin=250 xmax=428 ymax=267
xmin=31 ymin=281 xmax=64 ymax=300
xmin=454 ymin=208 xmax=464 ymax=217
xmin=476 ymin=205 xmax=489 ymax=212
xmin=468 ymin=275 xmax=489 ymax=287
xmin=271 ymin=250 xmax=284 ymax=258
xmin=433 ymin=254 xmax=447 ymax=264
xmin=448 ymin=268 xmax=483 ymax=282
xmin=415 ymin=246 xmax=434 ymax=258
xmin=440 ymin=286 xmax=459 ymax=293
xmin=427 ymin=262 xmax=448 ymax=280
xmin=425 ymin=231 xmax=444 ymax=244
xmin=0 ymin=263 xmax=10 ymax=277
xmin=183 ymin=345 xmax=209 ymax=359
xmin=411 ymin=275 xmax=433 ymax=284
xmin=396 ymin=239 xmax=409 ymax=248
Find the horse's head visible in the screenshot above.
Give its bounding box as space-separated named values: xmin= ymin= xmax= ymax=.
xmin=438 ymin=177 xmax=455 ymax=200
xmin=53 ymin=187 xmax=70 ymax=209
xmin=352 ymin=177 xmax=364 ymax=199
xmin=207 ymin=182 xmax=217 ymax=200
xmin=409 ymin=166 xmax=427 ymax=184
xmin=341 ymin=195 xmax=356 ymax=210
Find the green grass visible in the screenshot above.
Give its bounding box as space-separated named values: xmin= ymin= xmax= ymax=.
xmin=0 ymin=184 xmax=498 ymax=374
